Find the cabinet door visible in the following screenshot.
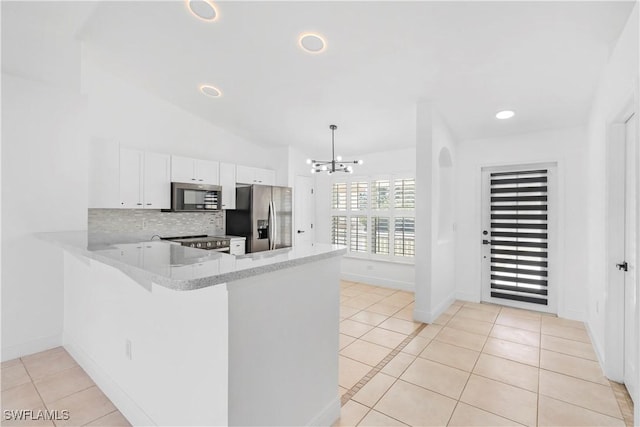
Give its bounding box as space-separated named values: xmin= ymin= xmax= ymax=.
xmin=196 ymin=159 xmax=220 ymax=185
xmin=119 ymin=148 xmax=143 ymax=208
xmin=235 ymin=165 xmax=255 ymax=184
xmin=89 ymin=139 xmax=120 ymax=208
xmin=171 ymin=156 xmax=196 ymax=183
xmin=143 ymin=152 xmax=171 ymax=209
xmin=229 ymin=239 xmax=245 ymax=255
xmin=254 ymin=168 xmax=276 ymax=185
xmin=219 ymin=162 xmax=236 ymax=210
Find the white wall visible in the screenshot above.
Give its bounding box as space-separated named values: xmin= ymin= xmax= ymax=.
xmin=455 ymin=126 xmax=588 ymax=321
xmin=1 ymin=72 xmax=88 ymax=359
xmin=414 ymin=103 xmax=457 ymax=322
xmin=315 ymin=147 xmax=416 ymax=290
xmin=585 ymin=2 xmax=639 ymax=388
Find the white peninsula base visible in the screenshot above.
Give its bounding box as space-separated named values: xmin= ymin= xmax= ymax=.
xmin=62 ymin=247 xmax=341 ymax=426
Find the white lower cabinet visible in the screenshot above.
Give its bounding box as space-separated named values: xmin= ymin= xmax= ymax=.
xmin=229 ymin=238 xmax=246 ymax=255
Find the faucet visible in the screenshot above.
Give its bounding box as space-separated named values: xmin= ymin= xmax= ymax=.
xmin=150 ymin=235 xmax=162 ymax=241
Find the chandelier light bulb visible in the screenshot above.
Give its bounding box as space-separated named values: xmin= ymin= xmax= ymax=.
xmin=357 ymin=159 xmax=364 ymax=165
xmin=336 ymin=155 xmax=342 ymax=161
xmin=306 ymin=158 xmax=312 ymax=165
xmin=321 ymin=165 xmax=327 ymax=171
xmin=310 ymin=168 xmax=316 ymax=174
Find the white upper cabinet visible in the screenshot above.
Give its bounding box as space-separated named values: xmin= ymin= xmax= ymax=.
xmin=236 ymin=165 xmax=275 ymax=185
xmin=171 ymin=156 xmax=219 ymax=185
xmin=89 ymin=140 xmax=120 ymax=208
xmin=119 ymin=148 xmax=144 ymax=208
xmin=195 ymin=160 xmax=219 ymax=185
xmin=143 ymin=152 xmax=171 ymax=209
xmin=119 ymin=149 xmax=170 ymax=209
xmin=219 ymin=162 xmax=236 ymax=210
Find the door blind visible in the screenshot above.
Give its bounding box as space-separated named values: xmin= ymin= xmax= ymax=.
xmin=490 ymin=169 xmax=549 ymax=305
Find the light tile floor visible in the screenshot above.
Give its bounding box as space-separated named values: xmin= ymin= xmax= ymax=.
xmin=336 ymin=280 xmax=635 ymax=427
xmin=1 ymin=347 xmax=130 ymax=426
xmin=1 ymin=281 xmax=634 ymax=427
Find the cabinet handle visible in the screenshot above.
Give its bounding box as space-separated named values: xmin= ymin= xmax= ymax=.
xmin=136 ymin=203 xmax=142 ymax=206
xmin=199 ymin=179 xmax=203 ymax=181
xmin=146 ymin=203 xmax=152 ymax=206
xmin=191 ymin=178 xmax=196 ymax=181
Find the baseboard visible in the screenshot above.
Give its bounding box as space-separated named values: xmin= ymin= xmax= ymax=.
xmin=341 ymin=273 xmax=413 ymax=292
xmin=413 ymin=292 xmax=455 ymax=323
xmin=455 ymin=290 xmax=479 ymax=303
xmin=585 ymin=322 xmax=609 ymax=380
xmin=64 ymin=335 xmax=155 ymax=426
xmin=1 ymin=333 xmax=62 ymax=361
xmin=307 ymin=396 xmax=340 ymax=427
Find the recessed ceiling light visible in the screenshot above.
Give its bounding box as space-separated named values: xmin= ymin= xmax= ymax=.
xmin=186 ymin=0 xmax=218 ymax=22
xmin=298 ymin=33 xmax=327 ymax=54
xmin=496 ymin=110 xmax=515 ymax=120
xmin=200 ymin=84 xmax=222 ymax=98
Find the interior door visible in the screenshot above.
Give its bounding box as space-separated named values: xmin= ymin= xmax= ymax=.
xmin=272 ymin=186 xmax=292 ymax=249
xmin=481 ymin=166 xmax=555 ymax=313
xmin=624 ymin=112 xmax=638 ymax=401
xmin=294 ymin=176 xmax=314 ymax=246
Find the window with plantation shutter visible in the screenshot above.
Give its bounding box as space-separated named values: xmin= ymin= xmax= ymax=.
xmin=330 ymin=175 xmax=414 ymax=262
xmin=350 ymin=216 xmax=368 ymax=252
xmin=395 ymin=178 xmax=415 ymax=209
xmin=350 ymin=182 xmax=368 ymax=211
xmin=371 ymin=217 xmax=390 ymax=255
xmin=332 ymin=183 xmax=347 ymax=210
xmin=394 ymin=217 xmax=415 ymax=257
xmin=331 ymin=216 xmax=347 ymax=245
xmin=371 ymin=180 xmax=390 ymax=210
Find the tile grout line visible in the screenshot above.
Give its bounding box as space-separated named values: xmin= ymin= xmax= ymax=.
xmin=341 ymin=322 xmax=427 ymax=406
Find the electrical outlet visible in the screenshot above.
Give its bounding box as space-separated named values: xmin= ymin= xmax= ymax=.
xmin=125 ymin=339 xmax=132 ymax=360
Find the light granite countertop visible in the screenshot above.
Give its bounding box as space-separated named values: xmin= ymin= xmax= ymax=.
xmin=37 ymin=231 xmax=346 ymax=291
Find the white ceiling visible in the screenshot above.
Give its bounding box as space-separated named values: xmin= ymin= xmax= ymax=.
xmin=4 ymin=1 xmax=636 ymax=157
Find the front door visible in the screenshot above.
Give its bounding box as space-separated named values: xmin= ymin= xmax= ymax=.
xmin=481 ymin=165 xmax=556 ymax=313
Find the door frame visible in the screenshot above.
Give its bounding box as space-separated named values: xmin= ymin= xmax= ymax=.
xmin=480 ymin=162 xmax=559 ymax=314
xmin=604 ymin=90 xmax=639 ymax=405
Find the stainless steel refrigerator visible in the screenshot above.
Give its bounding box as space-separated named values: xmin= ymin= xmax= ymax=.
xmin=225 ymin=185 xmax=292 ymax=253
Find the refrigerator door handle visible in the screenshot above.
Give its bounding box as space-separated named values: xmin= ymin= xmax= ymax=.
xmin=273 ymin=200 xmax=278 ymax=250
xmin=269 ymin=200 xmax=275 ymax=250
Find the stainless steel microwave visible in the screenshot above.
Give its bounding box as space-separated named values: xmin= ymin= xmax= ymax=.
xmin=171 ymin=182 xmax=222 ymax=212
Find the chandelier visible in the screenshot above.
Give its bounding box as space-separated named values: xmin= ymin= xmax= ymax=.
xmin=307 ymin=125 xmax=363 ymax=174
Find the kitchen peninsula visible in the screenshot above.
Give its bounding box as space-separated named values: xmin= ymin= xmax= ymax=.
xmin=40 ymin=232 xmax=346 ymax=427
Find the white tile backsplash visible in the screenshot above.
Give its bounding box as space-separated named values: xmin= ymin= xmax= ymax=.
xmin=88 ymin=209 xmax=225 ymax=243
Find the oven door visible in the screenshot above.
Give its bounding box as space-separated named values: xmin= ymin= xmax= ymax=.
xmin=172 ymin=182 xmax=222 ymax=211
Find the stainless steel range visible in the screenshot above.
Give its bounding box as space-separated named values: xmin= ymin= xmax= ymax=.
xmin=161 ymin=235 xmax=230 ymax=252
